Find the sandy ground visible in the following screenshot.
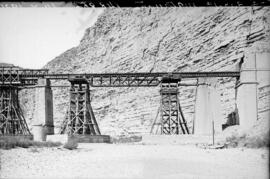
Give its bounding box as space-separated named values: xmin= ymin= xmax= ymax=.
xmin=0 ymin=143 xmax=268 ymax=179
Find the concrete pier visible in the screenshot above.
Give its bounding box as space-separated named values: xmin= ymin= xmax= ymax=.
xmin=32 ymin=79 xmax=54 ymax=140
xmin=236 ymin=51 xmax=270 ymax=130
xmin=194 ymin=78 xmax=222 ymax=135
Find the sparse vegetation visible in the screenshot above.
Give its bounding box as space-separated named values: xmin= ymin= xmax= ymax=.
xmin=0 ymin=136 xmax=62 ymax=150
xmin=63 ymin=138 xmax=78 ymax=150
xmin=225 ymin=131 xmax=269 ymax=148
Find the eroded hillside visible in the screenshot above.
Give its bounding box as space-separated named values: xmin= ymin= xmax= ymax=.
xmin=21 ymin=7 xmax=270 ymax=136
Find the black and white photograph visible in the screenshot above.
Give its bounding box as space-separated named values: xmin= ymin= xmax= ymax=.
xmin=0 ymin=1 xmax=269 ymax=178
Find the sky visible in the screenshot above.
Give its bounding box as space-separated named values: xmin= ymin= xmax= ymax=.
xmin=0 ymin=8 xmax=104 ymax=69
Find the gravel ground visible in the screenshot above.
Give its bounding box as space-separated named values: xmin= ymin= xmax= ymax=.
xmin=0 ymin=144 xmax=268 ymax=179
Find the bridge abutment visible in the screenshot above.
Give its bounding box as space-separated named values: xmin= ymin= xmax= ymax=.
xmin=236 ymin=51 xmax=270 ymax=130
xmin=32 ymin=79 xmax=54 ymax=140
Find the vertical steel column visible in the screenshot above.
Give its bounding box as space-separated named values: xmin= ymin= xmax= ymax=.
xmin=74 ymin=84 xmax=81 ymax=134
xmin=82 ymin=84 xmax=87 ymax=134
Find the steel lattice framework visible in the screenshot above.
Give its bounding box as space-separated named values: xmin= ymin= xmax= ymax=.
xmin=0 ymin=66 xmax=240 ymax=136
xmin=1 ymin=66 xmax=240 ymax=87
xmin=62 ymin=79 xmax=101 ymax=135
xmin=0 ymin=67 xmax=48 ymax=135
xmin=0 ymin=86 xmax=31 ymax=135
xmin=1 ymin=66 xmax=48 ymax=86
xmin=150 ymin=81 xmax=189 ymax=135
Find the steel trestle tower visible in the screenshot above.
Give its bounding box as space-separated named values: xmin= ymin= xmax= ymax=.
xmin=151 ymin=78 xmax=189 ymax=135
xmin=61 ymin=78 xmax=101 ymax=135
xmin=0 ymin=85 xmax=31 ymax=135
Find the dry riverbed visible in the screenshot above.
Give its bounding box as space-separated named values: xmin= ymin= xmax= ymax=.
xmin=0 ymin=143 xmax=268 ymax=179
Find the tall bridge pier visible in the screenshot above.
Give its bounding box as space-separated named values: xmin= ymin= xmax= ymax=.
xmin=151 ymin=78 xmax=189 ymax=135
xmin=0 ymin=85 xmax=31 ymax=135
xmin=32 ymin=79 xmax=54 ymax=134
xmin=32 ymin=78 xmax=54 ymax=141
xmin=62 ymin=78 xmax=101 ymax=135
xmin=193 ymin=78 xmax=222 ymax=135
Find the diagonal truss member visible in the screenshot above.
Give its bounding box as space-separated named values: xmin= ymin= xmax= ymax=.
xmin=60 ymin=78 xmax=100 ymax=135
xmin=150 ymin=81 xmax=189 ymax=135
xmin=0 ymin=86 xmax=31 ymax=135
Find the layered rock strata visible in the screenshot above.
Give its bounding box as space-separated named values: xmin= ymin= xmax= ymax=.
xmin=20 ymin=7 xmax=270 ymax=136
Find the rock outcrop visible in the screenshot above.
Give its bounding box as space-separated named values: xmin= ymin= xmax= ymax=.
xmin=21 ymin=7 xmax=270 ymax=136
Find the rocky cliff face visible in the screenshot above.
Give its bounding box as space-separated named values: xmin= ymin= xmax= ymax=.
xmin=21 ymin=7 xmax=270 ymax=136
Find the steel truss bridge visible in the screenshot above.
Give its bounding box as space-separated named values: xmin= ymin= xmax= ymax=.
xmin=0 ymin=66 xmax=240 ymax=136
xmin=1 ymin=66 xmax=240 ymax=87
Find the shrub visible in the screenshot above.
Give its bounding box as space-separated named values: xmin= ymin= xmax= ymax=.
xmin=63 ymin=138 xmax=78 ymax=150
xmin=0 ymin=136 xmax=62 ymax=150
